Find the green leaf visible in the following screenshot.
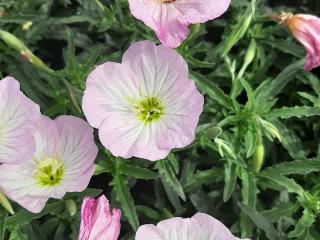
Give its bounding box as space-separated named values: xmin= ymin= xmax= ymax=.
xmin=259 ymin=173 xmax=304 ymax=194
xmin=6 ymin=201 xmax=65 ymax=227
xmin=262 ymin=106 xmax=320 ymax=119
xmin=223 ymin=162 xmax=238 ymax=202
xmin=273 ymin=120 xmax=307 ymax=159
xmin=191 ymin=71 xmax=233 ymax=110
xmin=122 ymin=164 xmax=158 ymax=180
xmin=261 ymin=160 xmax=320 ymax=176
xmin=240 ymin=169 xmax=257 ymax=238
xmin=161 ymin=179 xmax=184 ymax=214
xmin=222 ymin=0 xmax=255 ymax=55
xmin=256 ymin=59 xmax=305 ymax=102
xmin=136 ymin=205 xmax=160 ymax=220
xmin=288 ymin=209 xmax=315 ymax=238
xmin=112 ymin=174 xmax=139 ymax=230
xmin=0 ymin=208 xmax=6 ymax=240
xmin=156 ymin=160 xmax=186 ymax=201
xmin=238 ymin=202 xmax=278 ymax=240
xmin=244 ymin=121 xmax=259 ymax=158
xmin=261 ymin=203 xmax=298 ymax=223
xmin=184 ymin=168 xmax=224 ymax=192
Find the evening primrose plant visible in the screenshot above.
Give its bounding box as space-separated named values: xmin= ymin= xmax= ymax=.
xmin=0 ymin=0 xmax=320 ymax=239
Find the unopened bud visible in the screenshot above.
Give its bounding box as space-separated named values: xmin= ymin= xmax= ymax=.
xmin=252 ymin=141 xmax=264 ymax=173
xmin=0 ymin=191 xmax=14 ymax=215
xmin=66 ymin=199 xmax=77 ymax=216
xmin=0 ymin=29 xmax=26 ymax=52
xmin=206 ymin=127 xmax=222 ymax=139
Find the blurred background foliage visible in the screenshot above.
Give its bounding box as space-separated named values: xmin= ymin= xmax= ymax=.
xmin=0 ymin=0 xmax=320 ymax=239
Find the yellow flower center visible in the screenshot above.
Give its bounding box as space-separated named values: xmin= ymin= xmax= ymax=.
xmin=135 ymin=97 xmax=164 ymax=123
xmin=34 ymin=158 xmax=64 ymax=187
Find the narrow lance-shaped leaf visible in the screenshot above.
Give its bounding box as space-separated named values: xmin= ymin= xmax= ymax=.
xmin=112 ymin=174 xmax=139 ymax=230
xmin=238 ymin=202 xmax=278 ymax=240
xmin=122 ymin=164 xmax=158 ymax=180
xmin=191 ymin=71 xmax=234 ymax=110
xmin=156 ymin=159 xmax=186 ymax=201
xmin=261 ymin=106 xmax=320 ymax=119
xmin=261 ymin=159 xmax=320 ymax=176
xmin=256 ymin=59 xmax=305 ymax=102
xmin=223 ymin=161 xmax=237 ymax=202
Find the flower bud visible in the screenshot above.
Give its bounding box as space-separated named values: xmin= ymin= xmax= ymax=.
xmin=276 ymin=12 xmax=320 ymax=71
xmin=252 ymin=141 xmax=264 ymax=173
xmin=0 ymin=191 xmax=14 ymax=215
xmin=0 ymin=29 xmax=26 ymax=52
xmin=66 ymin=199 xmax=77 ymax=216
xmin=0 ymin=29 xmax=53 ymax=73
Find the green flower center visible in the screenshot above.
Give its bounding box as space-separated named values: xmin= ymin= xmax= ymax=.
xmin=34 ymin=158 xmax=64 ymax=187
xmin=136 ymin=97 xmax=164 ymax=123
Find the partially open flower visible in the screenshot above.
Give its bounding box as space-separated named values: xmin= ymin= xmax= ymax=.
xmin=82 ymin=40 xmax=204 ymax=161
xmin=0 ymin=77 xmax=40 ymax=165
xmin=78 ymin=195 xmax=121 ymax=240
xmin=278 ymin=13 xmax=320 ymax=71
xmin=128 ymin=0 xmax=231 ymax=48
xmin=136 ymin=212 xmax=242 ymax=240
xmin=0 ymin=115 xmax=98 ymax=213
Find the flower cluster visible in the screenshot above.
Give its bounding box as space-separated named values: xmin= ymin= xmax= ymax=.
xmin=0 ymin=77 xmax=97 ymax=213
xmin=1 ymin=0 xmax=320 ymax=239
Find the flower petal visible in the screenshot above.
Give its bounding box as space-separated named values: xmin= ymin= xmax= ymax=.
xmin=82 ymin=62 xmax=139 ymax=129
xmin=0 ymin=77 xmax=40 ymax=164
xmin=55 ymin=116 xmax=98 ymax=192
xmin=122 ymin=41 xmax=189 ymax=97
xmin=128 ymin=1 xmax=189 ymax=48
xmin=192 ymin=212 xmax=241 ymax=240
xmin=174 ymin=0 xmax=231 ymax=24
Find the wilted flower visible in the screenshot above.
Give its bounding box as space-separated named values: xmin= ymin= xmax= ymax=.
xmin=0 ymin=77 xmax=40 ymax=165
xmin=78 ymin=195 xmax=121 ymax=240
xmin=278 ymin=13 xmax=320 ymax=71
xmin=128 ymin=0 xmax=231 ymax=48
xmin=82 ymin=40 xmax=204 ymax=161
xmin=0 ymin=115 xmax=98 ymax=213
xmin=136 ymin=212 xmax=242 ymax=240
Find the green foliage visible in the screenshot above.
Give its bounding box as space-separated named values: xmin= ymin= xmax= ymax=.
xmin=0 ymin=0 xmax=320 ymax=239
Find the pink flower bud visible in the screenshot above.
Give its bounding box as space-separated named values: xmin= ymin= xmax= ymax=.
xmin=78 ymin=195 xmax=121 ymax=240
xmin=279 ymin=13 xmax=320 ymax=71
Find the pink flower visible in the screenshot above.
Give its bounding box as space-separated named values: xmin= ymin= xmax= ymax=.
xmin=136 ymin=212 xmax=242 ymax=240
xmin=82 ymin=40 xmax=204 ymax=161
xmin=279 ymin=13 xmax=320 ymax=71
xmin=78 ymin=195 xmax=121 ymax=240
xmin=128 ymin=0 xmax=231 ymax=48
xmin=0 ymin=76 xmax=40 ymax=165
xmin=0 ymin=115 xmax=98 ymax=213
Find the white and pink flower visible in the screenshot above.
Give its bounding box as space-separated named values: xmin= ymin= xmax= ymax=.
xmin=82 ymin=40 xmax=204 ymax=161
xmin=128 ymin=0 xmax=231 ymax=48
xmin=0 ymin=76 xmax=40 ymax=165
xmin=136 ymin=212 xmax=243 ymax=240
xmin=0 ymin=115 xmax=98 ymax=213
